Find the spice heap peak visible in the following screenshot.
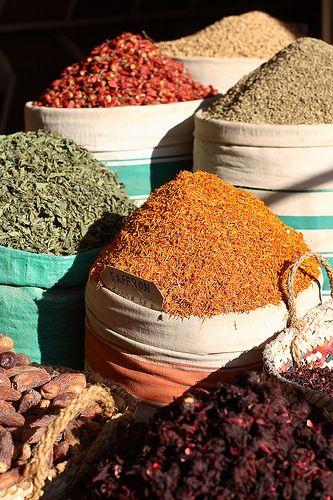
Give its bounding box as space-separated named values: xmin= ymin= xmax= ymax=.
xmin=158 ymin=10 xmax=299 ymax=59
xmin=90 ymin=171 xmax=318 ymax=317
xmin=0 ymin=130 xmax=133 ymax=255
xmin=35 ymin=32 xmax=216 ymax=108
xmin=204 ymin=37 xmax=333 ymax=125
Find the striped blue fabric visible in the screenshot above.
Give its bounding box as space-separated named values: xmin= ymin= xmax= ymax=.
xmin=100 ymin=155 xmax=192 ymax=205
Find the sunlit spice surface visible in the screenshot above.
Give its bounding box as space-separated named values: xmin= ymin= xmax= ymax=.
xmin=90 ymin=171 xmax=319 ymax=318
xmin=34 ymin=33 xmax=216 ymax=108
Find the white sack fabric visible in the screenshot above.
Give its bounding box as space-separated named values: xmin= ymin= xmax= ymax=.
xmin=85 ymin=276 xmax=321 ymax=419
xmin=25 ymin=99 xmax=213 ymax=206
xmin=173 ymin=57 xmax=265 ymax=93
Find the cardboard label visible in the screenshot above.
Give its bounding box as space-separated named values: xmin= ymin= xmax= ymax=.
xmin=100 ymin=266 xmax=164 ymax=311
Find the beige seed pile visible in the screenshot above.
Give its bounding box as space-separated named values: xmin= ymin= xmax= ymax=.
xmin=158 ymin=11 xmax=299 ymax=58
xmin=203 ymin=37 xmax=333 ymax=125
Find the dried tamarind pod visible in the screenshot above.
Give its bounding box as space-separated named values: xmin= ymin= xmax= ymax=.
xmin=0 ymin=429 xmax=14 ymax=473
xmin=5 ymin=365 xmax=44 ymax=378
xmin=0 ymin=409 xmax=25 ymax=427
xmin=0 ymin=335 xmax=14 ymax=354
xmin=0 ymin=401 xmax=15 ymax=412
xmin=0 ymin=352 xmax=16 ymax=370
xmin=0 ymin=373 xmax=11 ymax=387
xmin=12 ymin=368 xmax=51 ymax=392
xmin=41 ymin=373 xmax=86 ymax=399
xmin=13 ymin=442 xmax=31 ymax=465
xmin=0 ymin=468 xmax=20 ymax=489
xmin=53 ymin=439 xmax=70 ymax=464
xmin=24 ymin=414 xmax=57 ymax=429
xmin=0 ymin=386 xmax=21 ymax=402
xmin=16 ymin=389 xmax=42 ymax=414
xmin=80 ymin=402 xmax=102 ymax=419
xmin=14 ymin=353 xmax=31 ymax=366
xmin=51 ymin=392 xmax=77 ymax=409
xmin=64 ymin=421 xmax=81 ymax=448
xmin=21 ymin=425 xmax=47 ymax=445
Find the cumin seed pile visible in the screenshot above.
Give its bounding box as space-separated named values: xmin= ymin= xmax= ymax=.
xmin=158 ymin=11 xmax=299 ymax=59
xmin=204 ymin=37 xmax=333 ymax=125
xmin=90 ymin=171 xmax=318 ymax=318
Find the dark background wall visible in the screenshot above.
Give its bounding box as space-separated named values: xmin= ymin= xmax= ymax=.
xmin=0 ymin=0 xmax=322 ymax=134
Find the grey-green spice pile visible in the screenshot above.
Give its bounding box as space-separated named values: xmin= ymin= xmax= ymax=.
xmin=158 ymin=11 xmax=299 ymax=59
xmin=203 ymin=37 xmax=333 ymax=125
xmin=0 ymin=131 xmax=134 ymax=255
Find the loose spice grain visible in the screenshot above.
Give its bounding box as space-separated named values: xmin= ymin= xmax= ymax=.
xmin=35 ymin=33 xmax=216 ymax=108
xmin=204 ymin=37 xmax=333 ymax=125
xmin=74 ymin=372 xmax=333 ymax=500
xmin=90 ymin=171 xmax=319 ymax=318
xmin=158 ymin=11 xmax=299 ymax=59
xmin=283 ymin=366 xmax=333 ymax=397
xmin=0 ymin=130 xmax=134 ymax=255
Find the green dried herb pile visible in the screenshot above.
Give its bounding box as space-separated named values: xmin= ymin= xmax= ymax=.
xmin=0 ymin=131 xmax=134 ymax=255
xmin=91 ymin=171 xmax=319 ymax=318
xmin=158 ymin=11 xmax=299 ymax=59
xmin=204 ymin=37 xmax=333 ymax=125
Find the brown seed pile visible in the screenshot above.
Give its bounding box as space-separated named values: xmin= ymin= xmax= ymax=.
xmin=158 ymin=11 xmax=299 ymax=58
xmin=203 ymin=37 xmax=333 ymax=125
xmin=90 ymin=171 xmax=319 ymax=318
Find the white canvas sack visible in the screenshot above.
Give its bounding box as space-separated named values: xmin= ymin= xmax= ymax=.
xmin=85 ymin=275 xmax=322 ymax=420
xmin=173 ymin=56 xmax=265 ymax=93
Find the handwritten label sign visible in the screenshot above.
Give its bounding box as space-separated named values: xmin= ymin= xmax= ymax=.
xmin=100 ymin=266 xmax=164 ymax=311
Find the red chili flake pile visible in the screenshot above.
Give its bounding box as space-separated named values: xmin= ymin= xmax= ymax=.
xmin=90 ymin=171 xmax=319 ymax=317
xmin=283 ymin=366 xmax=333 ymax=397
xmin=34 ymin=33 xmax=217 ymax=108
xmin=72 ymin=372 xmax=333 ymax=499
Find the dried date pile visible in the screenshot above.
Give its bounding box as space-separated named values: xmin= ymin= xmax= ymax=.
xmin=73 ymin=372 xmax=333 ymax=499
xmin=35 ymin=32 xmax=216 ymax=108
xmin=283 ymin=366 xmax=333 ymax=397
xmin=0 ymin=334 xmax=104 ymax=491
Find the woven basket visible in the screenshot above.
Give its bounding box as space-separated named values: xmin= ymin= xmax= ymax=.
xmin=263 ymin=250 xmax=333 ymax=417
xmin=0 ymin=367 xmax=136 ymax=500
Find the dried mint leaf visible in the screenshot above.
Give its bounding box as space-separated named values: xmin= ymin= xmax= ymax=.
xmin=0 ymin=130 xmax=135 ymax=255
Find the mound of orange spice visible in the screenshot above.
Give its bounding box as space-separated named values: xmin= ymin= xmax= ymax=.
xmin=90 ymin=171 xmax=319 ymax=318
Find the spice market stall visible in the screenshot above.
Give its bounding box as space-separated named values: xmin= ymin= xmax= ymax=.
xmin=1 ymin=8 xmax=332 ymax=499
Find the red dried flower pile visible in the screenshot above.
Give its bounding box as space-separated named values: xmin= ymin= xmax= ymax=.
xmin=35 ymin=33 xmax=217 ymax=108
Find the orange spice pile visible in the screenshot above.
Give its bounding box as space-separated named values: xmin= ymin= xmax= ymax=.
xmin=90 ymin=171 xmax=319 ymax=318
